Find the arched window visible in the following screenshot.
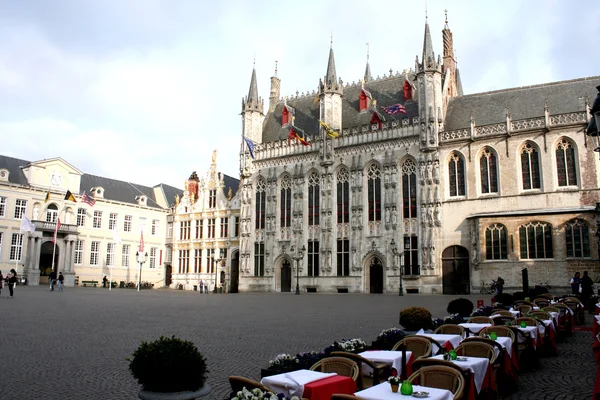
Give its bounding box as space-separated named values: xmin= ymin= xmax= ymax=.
xmin=46 ymin=204 xmax=58 ymax=223
xmin=336 ymin=168 xmax=349 ymax=224
xmin=308 ymin=172 xmax=320 ymax=226
xmin=556 ymin=139 xmax=577 ymax=187
xmin=402 ymin=159 xmax=417 ymax=218
xmin=519 ymin=221 xmax=553 ymax=259
xmin=254 ymin=179 xmax=266 ymax=230
xmin=480 ymin=148 xmax=498 ymax=194
xmin=367 ymin=164 xmax=381 ymax=221
xmin=521 ymin=143 xmax=541 ymax=190
xmin=485 ymin=224 xmax=508 ymax=260
xmin=280 ymin=176 xmax=292 ymax=228
xmin=565 ymin=219 xmax=590 ymax=258
xmin=448 ymin=152 xmax=465 ymax=196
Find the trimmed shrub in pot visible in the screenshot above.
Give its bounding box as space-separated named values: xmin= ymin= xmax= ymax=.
xmin=128 ymin=335 xmax=209 ymax=395
xmin=399 ymin=307 xmax=433 ymax=331
xmin=446 ymin=298 xmax=474 ymax=318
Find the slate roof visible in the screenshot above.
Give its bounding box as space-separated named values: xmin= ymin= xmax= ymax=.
xmin=444 ymin=76 xmax=600 ymax=131
xmin=222 ymin=174 xmax=240 ymax=198
xmin=262 ymin=73 xmax=417 ymax=143
xmin=0 ymin=154 xmax=182 ymax=210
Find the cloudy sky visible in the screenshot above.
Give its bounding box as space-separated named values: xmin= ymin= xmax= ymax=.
xmin=1 ymin=0 xmax=598 ymax=189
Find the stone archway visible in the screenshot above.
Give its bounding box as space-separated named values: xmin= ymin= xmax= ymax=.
xmin=39 ymin=241 xmax=58 ymax=284
xmin=281 ymin=260 xmax=292 ymax=292
xmin=369 ymin=257 xmax=384 ymax=293
xmin=442 ymin=245 xmax=470 ymax=295
xmin=230 ymin=251 xmax=239 ymax=293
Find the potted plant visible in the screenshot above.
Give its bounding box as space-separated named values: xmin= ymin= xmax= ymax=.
xmin=371 ymin=328 xmax=406 ymax=350
xmin=447 ymin=298 xmax=474 ymax=318
xmin=399 ymin=307 xmax=433 ymax=331
xmin=128 ymin=335 xmax=210 ymax=399
xmin=388 ymin=376 xmax=402 ymax=392
xmin=229 ymin=387 xmax=300 ymax=400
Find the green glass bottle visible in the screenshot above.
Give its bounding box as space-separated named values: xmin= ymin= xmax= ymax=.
xmin=400 ymin=380 xmax=413 ymax=395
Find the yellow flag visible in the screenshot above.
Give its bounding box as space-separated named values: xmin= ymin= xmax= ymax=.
xmin=319 ymin=120 xmax=339 ymax=138
xmin=64 ymin=190 xmax=76 ymax=202
xmin=44 ymin=191 xmax=50 ymax=203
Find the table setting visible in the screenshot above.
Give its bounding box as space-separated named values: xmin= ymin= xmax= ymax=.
xmin=260 ymin=369 xmax=356 ymax=400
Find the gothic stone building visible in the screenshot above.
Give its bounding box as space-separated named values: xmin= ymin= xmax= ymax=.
xmin=236 ymin=19 xmax=600 ymax=294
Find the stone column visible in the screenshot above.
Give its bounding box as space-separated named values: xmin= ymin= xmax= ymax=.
xmin=64 ymin=239 xmax=76 ymax=287
xmin=27 ymin=236 xmax=42 ymax=286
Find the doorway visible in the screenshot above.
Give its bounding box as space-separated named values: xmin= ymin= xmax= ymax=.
xmin=230 ymin=252 xmax=239 ymax=293
xmin=39 ymin=241 xmax=58 ymax=283
xmin=442 ymin=246 xmax=470 ymax=295
xmin=165 ymin=265 xmax=172 ymax=286
xmin=369 ymin=257 xmax=384 ymax=294
xmin=281 ymin=260 xmax=291 ymax=292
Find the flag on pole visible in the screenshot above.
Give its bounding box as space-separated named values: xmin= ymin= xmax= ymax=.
xmin=294 ymin=130 xmax=311 ymax=146
xmin=319 ymin=120 xmax=339 ymax=138
xmin=381 ymin=103 xmax=406 ymax=115
xmin=244 ymin=137 xmax=255 ymax=159
xmin=139 ymin=231 xmax=144 ymax=253
xmin=20 ymin=216 xmax=36 ymax=233
xmin=287 ymin=129 xmax=297 ymax=145
xmin=113 ymin=228 xmax=122 ymax=244
xmin=81 ymin=192 xmax=96 ymax=206
xmin=52 ymin=218 xmax=61 ymax=243
xmin=64 ymin=190 xmax=76 ymax=202
xmin=44 ymin=191 xmax=50 ymax=203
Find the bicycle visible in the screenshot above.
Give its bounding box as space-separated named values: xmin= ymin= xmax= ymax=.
xmin=479 ymin=280 xmax=497 ymax=294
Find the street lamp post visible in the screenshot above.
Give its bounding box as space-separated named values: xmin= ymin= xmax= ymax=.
xmin=290 ymin=245 xmax=306 ymax=295
xmin=213 ymin=248 xmax=225 ymax=294
xmin=390 ymin=238 xmax=410 ymax=296
xmin=135 ymin=251 xmax=148 ymax=292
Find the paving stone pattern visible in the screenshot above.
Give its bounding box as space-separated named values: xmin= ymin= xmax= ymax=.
xmin=0 ymin=287 xmax=595 ymax=399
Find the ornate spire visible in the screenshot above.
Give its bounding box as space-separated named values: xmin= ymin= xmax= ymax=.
xmin=422 ymin=21 xmax=435 ymax=68
xmin=364 ymin=42 xmax=372 ymax=82
xmin=325 ymin=46 xmax=337 ymax=87
xmin=247 ymin=67 xmax=259 ymax=103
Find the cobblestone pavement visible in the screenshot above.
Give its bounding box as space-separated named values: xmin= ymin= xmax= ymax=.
xmin=0 ymin=286 xmax=594 ymax=399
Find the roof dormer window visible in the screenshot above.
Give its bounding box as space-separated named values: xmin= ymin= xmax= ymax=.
xmin=136 ymin=195 xmax=147 ymax=206
xmin=0 ymin=169 xmax=8 ymax=182
xmin=282 ymin=103 xmax=295 ymax=126
xmin=91 ymin=187 xmax=104 ymax=198
xmin=359 ymin=88 xmax=372 ymax=111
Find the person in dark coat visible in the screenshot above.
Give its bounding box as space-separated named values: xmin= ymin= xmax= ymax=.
xmin=49 ymin=271 xmax=57 ymax=291
xmin=581 ymin=271 xmax=594 ymax=310
xmin=6 ymin=269 xmax=17 ymax=298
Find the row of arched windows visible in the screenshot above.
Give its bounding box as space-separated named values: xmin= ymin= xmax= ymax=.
xmin=484 ymin=219 xmax=590 ymax=260
xmin=449 ymin=138 xmax=578 ymax=197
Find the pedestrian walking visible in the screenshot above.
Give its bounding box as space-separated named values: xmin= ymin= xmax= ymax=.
xmin=6 ymin=269 xmax=17 ymax=298
xmin=199 ymin=279 xmax=204 ymax=294
xmin=49 ymin=270 xmax=57 ymax=291
xmin=495 ymin=276 xmax=505 ymax=296
xmin=102 ymin=275 xmax=108 ymax=288
xmin=58 ymin=272 xmax=64 ymax=292
xmin=570 ymin=272 xmax=582 ymax=295
xmin=0 ymin=270 xmax=3 ymax=296
xmin=581 ymin=271 xmax=594 ymax=309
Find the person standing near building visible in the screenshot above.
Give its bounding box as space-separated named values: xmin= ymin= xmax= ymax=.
xmin=49 ymin=270 xmax=57 ymax=291
xmin=0 ymin=270 xmax=3 ymax=296
xmin=6 ymin=269 xmax=17 ymax=298
xmin=570 ymin=272 xmax=582 ymax=295
xmin=199 ymin=279 xmax=203 ymax=294
xmin=581 ymin=271 xmax=594 ymax=309
xmin=102 ymin=275 xmax=108 ymax=288
xmin=57 ymin=272 xmax=64 ymax=292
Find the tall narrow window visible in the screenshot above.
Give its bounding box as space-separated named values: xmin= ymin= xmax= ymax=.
xmin=565 ymin=219 xmax=590 ymax=258
xmin=336 ymin=239 xmax=349 ymax=276
xmin=449 ymin=152 xmax=466 ymax=196
xmin=151 ymin=219 xmax=159 ymax=235
xmin=139 ymin=217 xmax=147 ymax=232
xmin=108 ymin=213 xmax=118 ymax=230
xmin=556 ymin=139 xmax=577 ymax=187
xmin=0 ymin=196 xmax=6 ymax=217
xmin=14 ymin=199 xmax=27 ymax=219
xmin=307 ymin=240 xmax=320 ymax=276
xmin=194 ymin=249 xmax=202 ymax=273
xmin=124 ymin=215 xmax=132 ymax=232
xmin=519 ymin=221 xmax=553 ymax=259
xmin=74 ymin=240 xmax=84 ymax=265
xmin=150 ymin=247 xmax=157 ymax=268
xmin=367 ymin=164 xmax=382 ymax=221
xmin=521 ymin=143 xmax=541 ymax=190
xmin=485 ymin=224 xmax=508 ymax=260
xmin=480 ymin=148 xmax=498 ymax=194
xmin=208 ymin=218 xmax=215 ymax=238
xmin=337 ymin=168 xmax=349 ymax=224
xmin=9 ymin=233 xmax=23 ymax=261
xmin=208 ymin=189 xmax=216 ymax=208
xmin=403 ymin=236 xmax=420 ymax=276
xmin=402 ymin=159 xmax=417 ymax=218
xmin=180 ymin=221 xmax=191 ymax=240
xmin=46 ymin=204 xmax=58 ymax=223
xmin=254 ymin=242 xmax=265 ymax=276
xmin=308 ymin=172 xmax=320 ymax=226
xmin=76 ymin=208 xmax=86 ymax=227
xmin=106 ymin=243 xmax=115 ymax=266
xmin=206 ymin=249 xmax=215 ymax=273
xmin=255 ymin=179 xmax=266 ymax=229
xmin=93 ymin=211 xmax=103 ymax=229
xmin=178 ymin=250 xmax=189 ymax=273
xmin=220 ymin=217 xmax=229 ymax=238
xmin=280 ymin=176 xmax=292 ymax=227
xmin=234 ymin=217 xmax=239 ymax=237
xmin=195 ymin=220 xmax=203 ymax=239
xmin=122 ymin=244 xmax=130 ymax=267
xmin=90 ymin=241 xmax=100 ymax=265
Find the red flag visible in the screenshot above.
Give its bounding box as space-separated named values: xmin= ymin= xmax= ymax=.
xmin=52 ymin=218 xmax=62 ymax=243
xmin=295 ymin=131 xmax=311 ymax=146
xmin=139 ymin=231 xmax=144 ymax=253
xmin=287 ymin=129 xmax=297 ymax=145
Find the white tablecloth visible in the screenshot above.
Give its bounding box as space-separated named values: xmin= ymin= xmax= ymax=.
xmin=355 ymin=382 xmax=454 ymax=400
xmin=417 ymin=333 xmax=463 ymax=353
xmin=517 ymin=325 xmax=539 ymax=349
xmin=459 ymin=323 xmax=492 ymax=334
xmin=260 ymin=369 xmax=336 ymax=398
xmin=492 ymin=336 xmax=513 ymax=358
xmin=432 ymin=354 xmax=489 ymax=394
xmin=358 ymin=350 xmax=413 ymax=377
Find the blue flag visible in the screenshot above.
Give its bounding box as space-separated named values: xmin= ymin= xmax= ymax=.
xmin=244 ymin=137 xmax=255 ymax=159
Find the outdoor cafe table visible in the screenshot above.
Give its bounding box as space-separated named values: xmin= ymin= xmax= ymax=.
xmin=355 ymin=382 xmax=454 ymax=400
xmin=260 ymin=369 xmax=356 ymax=400
xmin=431 ymin=354 xmax=491 ymax=396
xmin=358 ymin=350 xmax=414 ymax=378
xmin=517 ymin=325 xmax=540 ymax=349
xmin=417 ymin=333 xmax=463 ymax=352
xmin=459 ymin=323 xmax=492 ymax=336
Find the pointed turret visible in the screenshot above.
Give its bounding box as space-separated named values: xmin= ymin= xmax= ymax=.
xmin=318 ymin=42 xmax=343 ymax=132
xmin=268 ymin=61 xmax=281 ymax=114
xmin=325 ymin=47 xmax=337 ymax=86
xmin=364 ymin=44 xmax=372 ymax=83
xmin=248 ymin=68 xmax=259 ymax=103
xmin=442 ymin=10 xmax=458 ymax=100
xmin=416 ymin=19 xmax=441 ymax=73
xmin=241 ymin=65 xmax=264 ymax=144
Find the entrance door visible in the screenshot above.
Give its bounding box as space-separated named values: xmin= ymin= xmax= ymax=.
xmin=165 ymin=265 xmax=172 ymax=286
xmin=39 ymin=241 xmax=59 ymax=283
xmin=442 ymin=246 xmax=470 ymax=295
xmin=230 ymin=252 xmax=239 ymax=293
xmin=281 ymin=260 xmax=292 ymax=292
xmin=369 ymin=257 xmax=384 ymax=294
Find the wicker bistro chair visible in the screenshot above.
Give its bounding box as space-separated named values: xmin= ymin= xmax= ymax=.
xmin=530 ymin=311 xmax=552 ymax=321
xmin=563 ymin=300 xmax=585 ymax=325
xmin=514 ymin=300 xmax=534 ymax=307
xmin=491 ymin=310 xmax=513 ymax=317
xmin=455 ymin=341 xmax=497 ymax=365
xmin=552 ymin=303 xmax=572 ymax=335
xmin=411 ymin=358 xmax=471 ymax=399
xmin=329 ymin=351 xmax=388 ymax=390
xmin=434 ymin=324 xmax=466 ymax=337
xmin=468 ymin=316 xmax=495 ymax=325
xmin=479 ymin=326 xmax=516 ymax=343
xmin=407 ymin=365 xmax=466 ymax=400
xmin=533 ymin=298 xmax=550 ymax=308
xmin=228 ymin=376 xmax=275 ymax=394
xmin=392 ymin=336 xmax=433 ymax=359
xmin=309 ymin=356 xmax=360 ymax=382
xmin=538 ymin=293 xmax=554 ymax=300
xmin=544 ymin=305 xmax=560 ymax=313
xmin=515 ymin=304 xmax=532 ymax=314
xmin=515 ymin=317 xmax=538 ymax=327
xmin=331 ymin=395 xmax=367 ymax=400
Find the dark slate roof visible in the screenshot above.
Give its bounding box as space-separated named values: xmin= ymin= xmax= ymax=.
xmin=262 ymin=73 xmax=418 ymax=143
xmin=0 ymin=154 xmax=29 ymax=185
xmin=222 ymin=174 xmax=240 ymax=198
xmin=444 ymin=76 xmax=600 ymax=131
xmin=0 ymin=154 xmax=182 ymax=210
xmin=155 ymin=183 xmax=182 ymax=208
